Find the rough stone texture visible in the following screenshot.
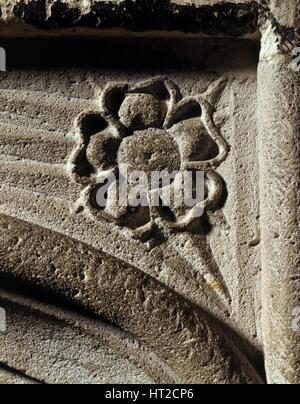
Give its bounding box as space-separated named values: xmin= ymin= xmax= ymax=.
xmin=0 ymin=288 xmax=176 ymax=384
xmin=0 ymin=0 xmax=299 ymax=385
xmin=0 ymin=214 xmax=263 ymax=384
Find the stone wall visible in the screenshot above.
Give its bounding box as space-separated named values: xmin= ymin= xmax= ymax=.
xmin=0 ymin=0 xmax=299 ymax=384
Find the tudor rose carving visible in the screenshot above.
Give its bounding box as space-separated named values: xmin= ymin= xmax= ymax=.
xmin=71 ymin=77 xmax=228 ymax=241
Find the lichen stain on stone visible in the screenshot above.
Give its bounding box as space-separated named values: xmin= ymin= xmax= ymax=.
xmin=208 ymin=280 xmax=226 ymax=294
xmin=11 ymin=0 xmax=259 ymax=35
xmin=13 ymin=0 xmax=47 ymax=25
xmin=7 ymin=1 xmax=300 ymax=52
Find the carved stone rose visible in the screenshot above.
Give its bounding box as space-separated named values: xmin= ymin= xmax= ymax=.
xmin=71 ymin=77 xmax=228 ymax=241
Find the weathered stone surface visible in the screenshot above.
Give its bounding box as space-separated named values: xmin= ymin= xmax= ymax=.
xmin=258 ymin=0 xmax=300 ymax=385
xmin=0 ymin=35 xmax=262 ymax=384
xmin=0 ymin=288 xmax=176 ymax=384
xmin=0 ymin=0 xmax=299 ymax=385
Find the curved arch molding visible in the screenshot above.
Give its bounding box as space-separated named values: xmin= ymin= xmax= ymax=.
xmin=0 ymin=214 xmax=261 ymax=384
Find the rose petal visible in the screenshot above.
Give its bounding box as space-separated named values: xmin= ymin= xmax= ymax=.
xmin=86 ymin=131 xmax=121 ymax=171
xmin=119 ymin=93 xmax=166 ymax=131
xmin=170 ymin=118 xmax=219 ymax=164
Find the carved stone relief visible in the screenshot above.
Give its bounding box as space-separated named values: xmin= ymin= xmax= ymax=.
xmin=71 ymin=76 xmax=228 ymax=242
xmin=0 ymin=38 xmax=261 ymax=384
xmin=0 ymin=0 xmax=299 ymax=385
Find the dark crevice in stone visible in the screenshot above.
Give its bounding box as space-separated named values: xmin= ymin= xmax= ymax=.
xmin=0 ymin=362 xmax=44 ymax=384
xmin=45 ymin=1 xmax=81 ymax=28
xmin=0 ymin=273 xmax=120 ymax=330
xmin=1 ymin=37 xmax=258 ymax=70
xmin=13 ymin=0 xmax=47 ymax=26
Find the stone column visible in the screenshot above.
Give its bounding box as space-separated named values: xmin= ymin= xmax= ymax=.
xmin=258 ymin=0 xmax=300 ymax=384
